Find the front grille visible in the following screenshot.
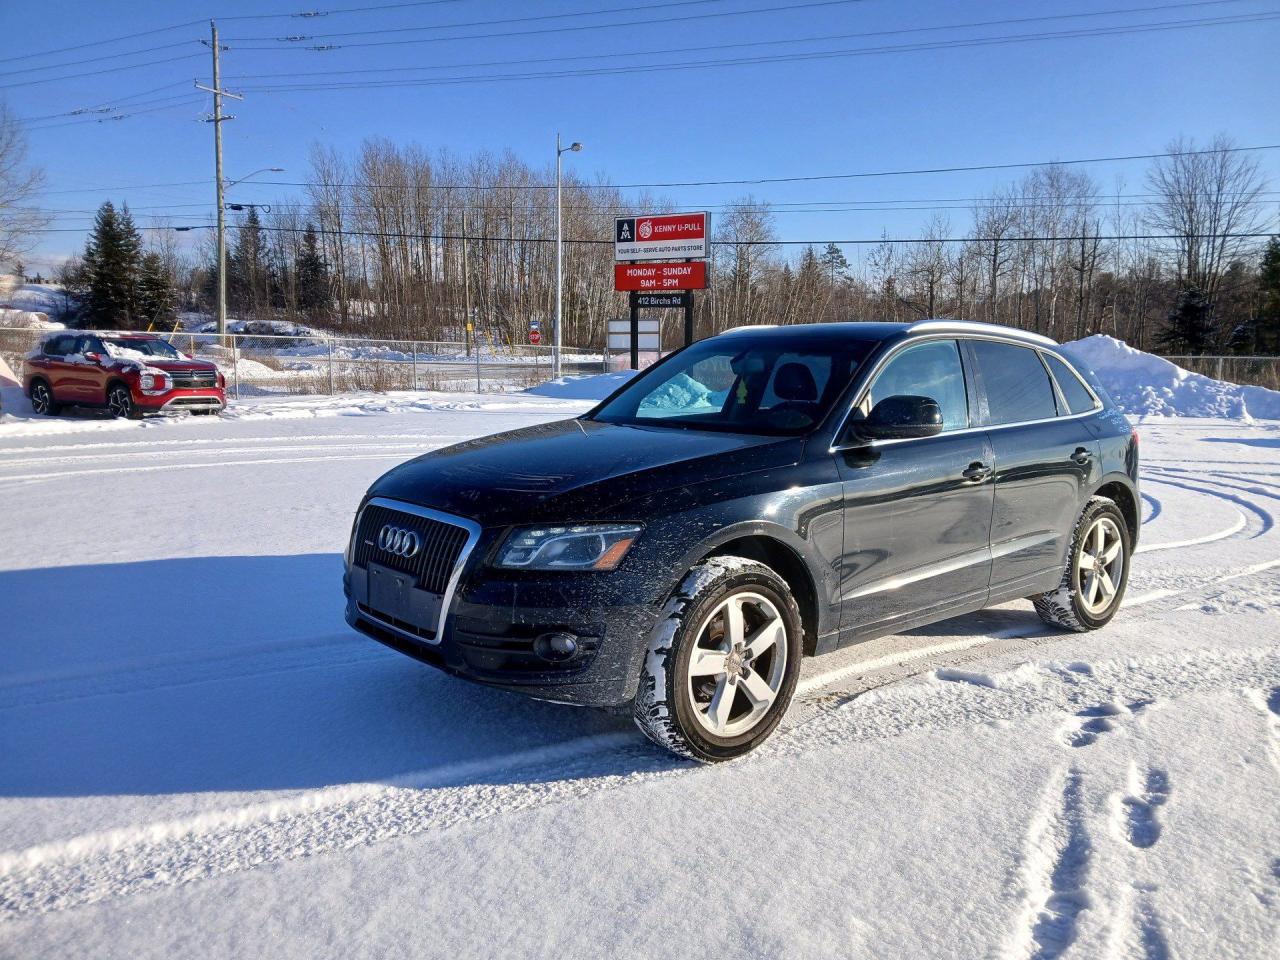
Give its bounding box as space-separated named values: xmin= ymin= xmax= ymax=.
xmin=353 ymin=504 xmax=470 ymax=595
xmin=170 ymin=370 xmax=218 ymax=389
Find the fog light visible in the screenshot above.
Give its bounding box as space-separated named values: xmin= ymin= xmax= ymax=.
xmin=534 ymin=632 xmax=579 ymax=662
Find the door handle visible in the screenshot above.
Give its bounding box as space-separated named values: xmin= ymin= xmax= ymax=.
xmin=962 ymin=462 xmax=993 ymax=482
xmin=1071 ymin=447 xmax=1093 ymax=465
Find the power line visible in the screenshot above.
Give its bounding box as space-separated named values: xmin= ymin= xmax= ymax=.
xmin=224 ymin=0 xmax=850 ymax=44
xmin=25 ymin=142 xmax=1280 ymax=196
xmin=224 ymin=0 xmax=1256 ymax=83
xmin=0 ymin=53 xmax=207 ymax=91
xmin=23 ymin=99 xmax=207 ymax=133
xmin=234 ymin=11 xmax=1280 ymax=91
xmin=0 ymin=41 xmax=199 ymax=80
xmin=23 ymin=223 xmax=1278 ymax=246
xmin=0 ymin=19 xmax=204 ymax=65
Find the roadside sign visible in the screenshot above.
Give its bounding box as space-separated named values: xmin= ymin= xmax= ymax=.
xmin=615 ymin=261 xmax=708 ymax=292
xmin=530 ymin=328 xmax=541 ymax=345
xmin=608 ymin=318 xmax=660 ymax=335
xmin=608 ymin=332 xmax=660 ymax=350
xmin=635 ymin=292 xmax=690 ymax=309
xmin=615 ymin=212 xmax=708 ymax=261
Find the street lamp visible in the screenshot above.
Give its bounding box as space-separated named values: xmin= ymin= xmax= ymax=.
xmin=215 ymin=166 xmax=284 ymax=338
xmin=555 ymin=134 xmax=581 ymax=379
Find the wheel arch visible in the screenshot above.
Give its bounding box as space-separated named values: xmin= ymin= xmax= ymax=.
xmin=697 ymin=530 xmax=821 ymax=657
xmin=1091 ymin=476 xmax=1140 ymax=546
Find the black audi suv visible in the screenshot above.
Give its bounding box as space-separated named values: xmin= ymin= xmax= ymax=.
xmin=344 ymin=321 xmax=1138 ymax=761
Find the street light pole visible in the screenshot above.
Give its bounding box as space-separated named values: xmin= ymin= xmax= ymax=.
xmin=554 ymin=133 xmax=581 ymax=379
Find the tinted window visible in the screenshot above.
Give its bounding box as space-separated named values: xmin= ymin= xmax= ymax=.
xmin=592 ymin=333 xmax=874 ymax=436
xmin=44 ymin=335 xmax=74 ymax=356
xmin=1044 ymin=353 xmax=1097 ymax=415
xmin=859 ymin=339 xmax=968 ymax=431
xmin=970 ymin=340 xmax=1058 ymax=425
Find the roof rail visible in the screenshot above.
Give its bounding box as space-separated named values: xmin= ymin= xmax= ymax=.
xmin=720 ymin=324 xmax=777 ymax=334
xmin=908 ymin=319 xmax=1057 ymax=346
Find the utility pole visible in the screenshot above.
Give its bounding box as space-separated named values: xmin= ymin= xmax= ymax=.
xmin=197 ymin=20 xmax=242 ymax=341
xmin=462 ymin=207 xmax=472 ymax=358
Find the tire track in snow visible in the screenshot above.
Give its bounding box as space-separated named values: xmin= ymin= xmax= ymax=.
xmin=2 ymin=644 xmax=1276 ymax=919
xmin=0 ymin=433 xmax=466 ymax=457
xmin=1004 ymin=767 xmax=1092 ymax=960
xmin=0 ymin=442 xmax=434 ymax=469
xmin=0 ymin=452 xmax=421 ymax=486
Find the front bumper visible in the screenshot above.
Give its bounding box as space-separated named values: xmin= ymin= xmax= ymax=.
xmin=135 ymin=388 xmax=226 ymax=413
xmin=344 ymin=561 xmax=662 ymax=707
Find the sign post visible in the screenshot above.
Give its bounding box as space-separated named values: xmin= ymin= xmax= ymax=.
xmin=614 ymin=212 xmax=709 ymax=368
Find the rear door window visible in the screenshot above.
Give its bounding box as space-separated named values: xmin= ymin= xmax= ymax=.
xmin=1043 ymin=353 xmax=1098 ymax=415
xmin=44 ymin=335 xmax=74 ymax=356
xmin=968 ymin=340 xmax=1059 ymax=426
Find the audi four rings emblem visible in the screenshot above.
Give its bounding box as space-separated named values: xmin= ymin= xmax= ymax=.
xmin=378 ymin=524 xmax=421 ymax=558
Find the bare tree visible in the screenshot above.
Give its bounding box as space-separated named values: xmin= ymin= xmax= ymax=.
xmin=0 ymin=100 xmax=49 ymax=273
xmin=1145 ymin=134 xmax=1270 ymax=311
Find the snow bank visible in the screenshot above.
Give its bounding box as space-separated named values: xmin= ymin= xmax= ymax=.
xmin=1059 ymin=335 xmax=1280 ymax=421
xmin=0 ymin=307 xmax=62 ymax=330
xmin=522 ymin=370 xmax=638 ymax=400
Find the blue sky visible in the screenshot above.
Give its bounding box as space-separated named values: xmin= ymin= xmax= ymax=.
xmin=4 ymin=0 xmax=1278 ymax=272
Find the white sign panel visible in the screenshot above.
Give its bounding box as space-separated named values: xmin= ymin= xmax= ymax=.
xmin=608 ymin=333 xmax=661 ymax=350
xmin=614 ymin=212 xmax=709 ymax=261
xmin=608 ymin=318 xmax=660 ymax=335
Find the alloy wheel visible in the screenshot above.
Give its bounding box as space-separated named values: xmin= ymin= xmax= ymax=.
xmin=31 ymin=383 xmax=51 ymax=414
xmin=107 ymin=386 xmax=132 ymax=419
xmin=686 ymin=591 xmax=789 ymax=738
xmin=1075 ymin=515 xmax=1125 ymax=616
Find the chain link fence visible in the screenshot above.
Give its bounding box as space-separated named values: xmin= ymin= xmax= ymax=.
xmin=0 ymin=326 xmax=609 ymax=399
xmin=1158 ymin=356 xmax=1280 ymax=392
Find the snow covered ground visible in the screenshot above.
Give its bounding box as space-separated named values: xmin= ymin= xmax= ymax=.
xmin=0 ymin=394 xmax=1278 ymax=957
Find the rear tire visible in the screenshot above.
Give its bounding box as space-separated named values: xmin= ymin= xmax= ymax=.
xmin=1033 ymin=496 xmax=1131 ymax=631
xmin=29 ymin=379 xmax=61 ymax=416
xmin=634 ymin=556 xmax=802 ymax=762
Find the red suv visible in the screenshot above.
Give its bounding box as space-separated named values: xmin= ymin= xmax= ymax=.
xmin=24 ymin=332 xmax=226 ymax=418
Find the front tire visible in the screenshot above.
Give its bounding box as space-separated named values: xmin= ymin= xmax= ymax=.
xmin=29 ymin=380 xmax=61 ymax=416
xmin=634 ymin=556 xmax=803 ymax=762
xmin=107 ymin=384 xmax=141 ymax=420
xmin=1033 ymin=496 xmax=1131 ymax=631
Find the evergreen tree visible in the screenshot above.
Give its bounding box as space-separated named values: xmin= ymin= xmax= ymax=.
xmin=818 ymin=242 xmax=850 ymax=284
xmin=295 ymin=223 xmax=332 ymax=318
xmin=1256 ymin=237 xmax=1280 ymax=354
xmin=136 ymin=252 xmax=177 ymax=328
xmin=1158 ymin=287 xmax=1215 ymax=354
xmin=80 ymin=201 xmax=143 ymax=329
xmin=229 ymin=206 xmax=268 ymax=320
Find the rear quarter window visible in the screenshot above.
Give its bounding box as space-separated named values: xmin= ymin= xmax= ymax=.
xmin=1043 ymin=353 xmax=1098 ymax=415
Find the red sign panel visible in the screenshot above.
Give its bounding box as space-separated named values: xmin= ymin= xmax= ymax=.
xmin=614 ymin=261 xmax=708 ymax=292
xmin=529 ymin=328 xmax=541 ymax=345
xmin=615 ymin=212 xmax=709 ymax=261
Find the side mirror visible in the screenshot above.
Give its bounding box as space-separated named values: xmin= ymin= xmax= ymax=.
xmin=83 ymin=351 xmax=102 ymax=363
xmin=852 ymin=395 xmax=944 ymax=443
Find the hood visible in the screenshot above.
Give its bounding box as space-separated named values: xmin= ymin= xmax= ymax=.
xmin=367 ymin=417 xmax=799 ymax=526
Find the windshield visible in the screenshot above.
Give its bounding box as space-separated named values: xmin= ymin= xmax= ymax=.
xmin=104 ymin=338 xmax=183 ymax=360
xmin=589 ymin=332 xmax=876 ymax=435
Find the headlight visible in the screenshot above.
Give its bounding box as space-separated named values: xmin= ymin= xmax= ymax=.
xmin=139 ymin=372 xmax=167 ymax=391
xmin=495 ymin=523 xmax=642 ymax=571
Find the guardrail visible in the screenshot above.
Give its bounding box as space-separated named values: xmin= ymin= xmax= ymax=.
xmin=0 ymin=327 xmax=609 ymax=399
